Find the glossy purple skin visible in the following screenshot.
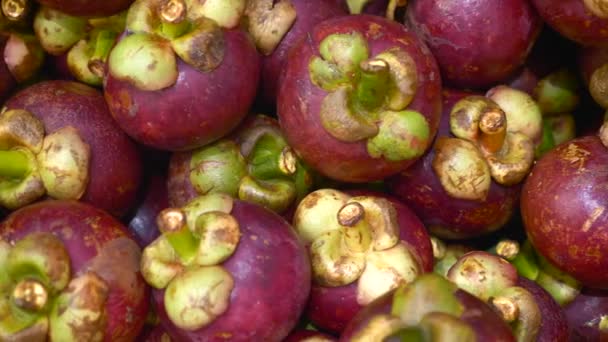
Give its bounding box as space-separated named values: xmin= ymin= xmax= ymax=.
xmin=37 ymin=0 xmax=134 ymax=17
xmin=339 ymin=287 xmax=515 ymax=341
xmin=521 ymin=135 xmax=608 ymax=289
xmin=258 ymin=0 xmax=346 ymax=108
xmin=305 ymin=190 xmax=434 ymax=335
xmin=0 ymin=200 xmax=150 ymax=342
xmin=104 ymin=29 xmax=260 ymax=152
xmin=283 ymin=329 xmax=337 ymax=342
xmin=517 ymin=277 xmax=569 ymax=342
xmin=277 ymin=14 xmax=442 ymax=183
xmin=565 ymin=288 xmax=608 ymax=341
xmin=127 ymin=174 xmax=169 ymax=248
xmin=531 ymin=0 xmax=608 ymax=47
xmin=153 ymin=200 xmax=311 ymax=341
xmin=387 ymin=89 xmax=520 ymax=240
xmin=406 ymin=0 xmax=541 ymax=89
xmin=4 ymin=80 xmax=143 ymax=217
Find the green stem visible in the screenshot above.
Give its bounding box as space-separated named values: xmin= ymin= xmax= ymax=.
xmin=346 ymin=0 xmax=372 ymax=14
xmin=88 ymin=29 xmax=118 ymax=77
xmin=248 ymin=134 xmax=292 ymax=180
xmin=0 ymin=149 xmax=31 ymax=179
xmin=159 ymin=20 xmax=190 ymax=40
xmin=510 ymin=240 xmax=540 ymax=281
xmin=158 ymin=209 xmax=200 ymax=263
xmin=353 ymin=59 xmax=390 ymax=112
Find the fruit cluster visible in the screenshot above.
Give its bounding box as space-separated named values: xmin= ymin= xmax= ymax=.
xmin=1 ymin=0 xmax=607 ymax=341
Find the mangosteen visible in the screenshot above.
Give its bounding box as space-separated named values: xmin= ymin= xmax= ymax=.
xmin=0 ymin=200 xmax=150 ymax=341
xmin=405 ymin=0 xmax=541 ymax=89
xmin=37 ymin=0 xmax=134 ymax=17
xmin=388 ymin=87 xmax=542 ymax=239
xmin=140 ymin=193 xmax=311 ymax=341
xmin=2 ymin=80 xmax=143 ymax=217
xmin=104 ymin=0 xmax=260 ymax=151
xmin=565 ymin=288 xmax=608 ymax=341
xmin=277 ymin=14 xmax=442 ymax=183
xmin=293 ymin=188 xmax=433 ymax=334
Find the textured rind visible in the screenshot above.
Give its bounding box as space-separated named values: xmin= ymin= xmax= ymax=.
xmin=521 ymin=135 xmax=608 ymax=289
xmin=4 ymin=80 xmax=143 ymax=217
xmin=0 ymin=200 xmax=150 ymax=342
xmin=277 ymin=14 xmax=442 ymax=183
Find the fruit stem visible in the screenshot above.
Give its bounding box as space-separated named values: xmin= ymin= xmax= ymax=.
xmin=353 ymin=59 xmax=390 ymax=112
xmin=88 ymin=29 xmax=118 ymax=78
xmin=0 ymin=149 xmax=31 ymax=179
xmin=495 ymin=239 xmax=520 ymax=261
xmin=248 ymin=134 xmax=296 ymax=180
xmin=159 ymin=0 xmax=187 ymax=24
xmin=346 ymin=0 xmax=371 ymax=14
xmin=157 ymin=208 xmax=199 ymax=263
xmin=1 ymin=0 xmax=28 ymax=22
xmin=478 ymin=109 xmax=507 ymax=154
xmin=338 ymin=202 xmax=372 ymax=253
xmin=12 ymin=279 xmax=48 ymax=312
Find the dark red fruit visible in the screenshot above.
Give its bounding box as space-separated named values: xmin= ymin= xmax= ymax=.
xmin=0 ymin=200 xmax=149 ymax=341
xmin=518 ymin=277 xmax=569 ymax=342
xmin=3 ymin=80 xmax=143 ymax=217
xmin=104 ymin=2 xmax=260 ymax=151
xmin=388 ymin=89 xmax=529 ymax=239
xmin=278 ymin=14 xmax=442 ymax=182
xmin=340 ymin=274 xmax=515 ymax=341
xmin=531 ymin=0 xmax=608 ymax=47
xmin=565 ymin=288 xmax=608 ymax=341
xmin=294 ymin=189 xmax=433 ymax=334
xmin=141 ymin=194 xmax=311 ymax=341
xmin=406 ymin=0 xmax=541 ymax=89
xmin=283 ymin=329 xmax=337 ymax=342
xmin=37 ymin=0 xmax=134 ymax=17
xmin=521 ymin=134 xmax=608 ymax=289
xmin=250 ymin=0 xmax=346 ymax=108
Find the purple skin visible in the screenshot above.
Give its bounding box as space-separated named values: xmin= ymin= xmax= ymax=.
xmin=387 ymin=89 xmax=521 ymax=240
xmin=304 ymin=190 xmax=434 ymax=335
xmin=565 ymin=288 xmax=608 ymax=341
xmin=517 ymin=277 xmax=569 ymax=342
xmin=104 ymin=29 xmax=260 ymax=152
xmin=4 ymin=80 xmax=143 ymax=218
xmin=37 ymin=0 xmax=134 ymax=17
xmin=258 ymin=0 xmax=346 ymax=109
xmin=128 ymin=174 xmax=169 ymax=248
xmin=332 ymin=0 xmax=389 ymax=16
xmin=339 ymin=287 xmax=516 ymax=341
xmin=531 ymin=0 xmax=608 ymax=47
xmin=283 ymin=329 xmax=337 ymax=341
xmin=277 ymin=14 xmax=442 ymax=183
xmin=406 ymin=0 xmax=541 ymax=89
xmin=153 ymin=200 xmax=311 ymax=341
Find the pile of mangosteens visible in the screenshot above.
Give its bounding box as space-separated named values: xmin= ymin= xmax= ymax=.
xmin=2 ymin=0 xmax=608 ymax=341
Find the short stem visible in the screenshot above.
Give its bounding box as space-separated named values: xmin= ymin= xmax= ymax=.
xmin=157 ymin=208 xmax=199 ymax=263
xmin=1 ymin=0 xmax=28 ymax=22
xmin=0 ymin=149 xmax=32 ymax=179
xmin=238 ymin=176 xmax=295 ymax=213
xmin=495 ymin=239 xmax=520 ymax=261
xmin=12 ymin=279 xmax=48 ymax=312
xmin=338 ymin=202 xmax=371 ymax=253
xmin=88 ymin=30 xmax=118 ymax=78
xmin=489 ymin=296 xmax=519 ymax=323
xmin=248 ymin=134 xmax=293 ymax=180
xmin=478 ymin=109 xmax=507 ymax=154
xmin=346 ymin=0 xmax=372 ymax=14
xmin=353 ymin=59 xmax=390 ymax=112
xmin=159 ymin=0 xmax=187 ymax=24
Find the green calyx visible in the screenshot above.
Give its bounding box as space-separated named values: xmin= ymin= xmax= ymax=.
xmin=33 ymin=7 xmax=127 ymax=86
xmin=109 ymin=0 xmax=234 ymax=91
xmin=309 ymin=32 xmax=428 ymax=162
xmin=140 ymin=193 xmax=240 ymax=330
xmin=534 ymin=68 xmax=580 ymax=115
xmin=350 ymin=274 xmax=474 ymax=342
xmin=0 ymin=109 xmax=90 ymax=209
xmin=244 ymin=0 xmax=297 ymax=55
xmin=187 ymin=115 xmax=313 ymax=213
xmin=294 ymin=189 xmax=422 ymax=305
xmin=0 ymin=233 xmax=109 ymax=341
